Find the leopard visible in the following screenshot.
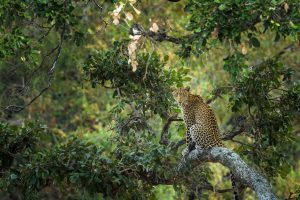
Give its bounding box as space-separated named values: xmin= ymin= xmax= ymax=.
xmin=171 ymin=87 xmax=223 ymax=151
xmin=172 ymin=87 xmax=239 ymax=200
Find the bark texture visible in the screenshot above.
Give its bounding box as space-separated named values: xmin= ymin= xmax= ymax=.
xmin=182 ymin=147 xmax=279 ymax=200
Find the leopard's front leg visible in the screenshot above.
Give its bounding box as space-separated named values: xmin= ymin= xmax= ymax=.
xmin=181 ymin=128 xmax=195 ymax=157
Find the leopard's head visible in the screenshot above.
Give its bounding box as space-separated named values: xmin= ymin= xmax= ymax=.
xmin=171 ymin=87 xmax=190 ymax=107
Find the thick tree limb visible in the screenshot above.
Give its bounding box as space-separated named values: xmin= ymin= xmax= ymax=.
xmin=179 ymin=147 xmax=278 ymax=200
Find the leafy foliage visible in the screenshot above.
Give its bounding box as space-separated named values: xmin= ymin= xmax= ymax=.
xmin=224 ymin=53 xmax=300 ymax=176
xmin=1 ymin=123 xmax=210 ymax=200
xmin=0 ymin=122 xmax=46 ymax=171
xmin=183 ymin=0 xmax=300 ymax=56
xmin=83 ymin=41 xmax=190 ymax=117
xmin=0 ymin=0 xmax=300 ymax=199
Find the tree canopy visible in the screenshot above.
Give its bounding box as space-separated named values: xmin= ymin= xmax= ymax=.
xmin=0 ymin=0 xmax=300 ymax=199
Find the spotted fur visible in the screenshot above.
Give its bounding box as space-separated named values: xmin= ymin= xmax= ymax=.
xmin=172 ymin=87 xmax=223 ymax=150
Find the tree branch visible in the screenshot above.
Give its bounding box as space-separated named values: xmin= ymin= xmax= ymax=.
xmin=222 ymin=127 xmax=245 ymax=141
xmin=274 ymin=43 xmax=297 ymax=58
xmin=160 ymin=115 xmax=183 ymax=145
xmin=171 ymin=138 xmax=185 ymax=150
xmin=206 ymin=86 xmax=233 ymax=104
xmin=178 ymin=147 xmax=279 ymax=200
xmin=3 ymin=26 xmax=66 ymax=114
xmin=130 ymin=23 xmax=199 ymax=45
xmin=144 ymin=31 xmax=181 ymax=44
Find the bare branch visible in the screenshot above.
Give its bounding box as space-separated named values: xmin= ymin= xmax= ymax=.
xmin=160 ymin=115 xmax=183 ymax=145
xmin=25 ymin=44 xmax=60 ymax=83
xmin=178 ymin=147 xmax=279 ymax=200
xmin=144 ymin=31 xmax=181 ymax=44
xmin=129 ymin=23 xmax=198 ymax=45
xmin=3 ymin=26 xmax=66 ymax=114
xmin=206 ymin=86 xmax=234 ymax=104
xmin=39 ymin=24 xmax=55 ymax=41
xmin=171 ymin=139 xmax=186 ymax=150
xmin=274 ymin=43 xmax=297 ymax=58
xmin=92 ymin=0 xmax=103 ymax=10
xmin=222 ymin=127 xmax=245 ymax=141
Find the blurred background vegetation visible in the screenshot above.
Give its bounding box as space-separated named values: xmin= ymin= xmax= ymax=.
xmin=0 ymin=0 xmax=299 ymax=199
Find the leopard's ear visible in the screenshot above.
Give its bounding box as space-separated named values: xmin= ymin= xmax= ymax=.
xmin=185 ymin=86 xmax=190 ymax=92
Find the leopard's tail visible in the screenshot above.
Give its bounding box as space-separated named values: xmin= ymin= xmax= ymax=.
xmin=230 ymin=172 xmax=239 ymax=200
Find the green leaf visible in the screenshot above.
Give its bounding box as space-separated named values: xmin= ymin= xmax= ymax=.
xmin=183 ymin=77 xmax=192 ymax=81
xmin=69 ymin=174 xmax=79 ymax=184
xmin=250 ymin=37 xmax=260 ymax=48
xmin=218 ymin=4 xmax=226 ymax=10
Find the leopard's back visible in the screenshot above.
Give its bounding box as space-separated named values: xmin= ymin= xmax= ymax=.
xmin=182 ymin=94 xmax=223 ymax=148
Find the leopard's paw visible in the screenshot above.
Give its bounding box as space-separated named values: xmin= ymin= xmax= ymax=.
xmin=195 ymin=145 xmax=203 ymax=151
xmin=181 ymin=148 xmax=189 ymax=157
